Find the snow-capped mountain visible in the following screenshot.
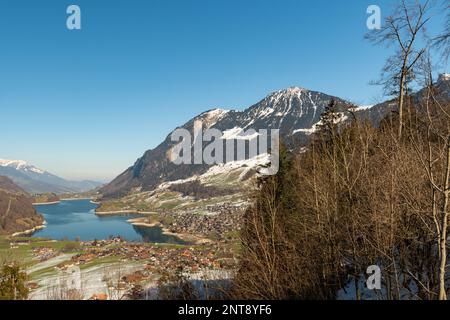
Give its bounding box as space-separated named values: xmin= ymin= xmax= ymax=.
xmin=201 ymin=87 xmax=352 ymax=137
xmin=0 ymin=159 xmax=45 ymax=174
xmin=100 ymin=76 xmax=450 ymax=200
xmin=0 ymin=159 xmax=102 ymax=194
xmin=100 ymin=86 xmax=353 ymax=198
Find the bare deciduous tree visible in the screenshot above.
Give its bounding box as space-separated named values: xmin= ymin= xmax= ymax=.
xmin=433 ymin=0 xmax=450 ymax=60
xmin=366 ymin=0 xmax=432 ymax=138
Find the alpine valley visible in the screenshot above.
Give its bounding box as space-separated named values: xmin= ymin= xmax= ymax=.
xmin=1 ymin=76 xmax=448 ymax=301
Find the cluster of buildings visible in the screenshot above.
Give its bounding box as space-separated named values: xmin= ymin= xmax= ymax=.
xmin=159 ymin=204 xmax=244 ymax=241
xmin=32 ymin=246 xmax=58 ymax=262
xmin=59 ymin=239 xmax=237 ymax=276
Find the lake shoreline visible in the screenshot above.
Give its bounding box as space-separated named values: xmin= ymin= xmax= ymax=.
xmin=33 ymin=198 xmax=97 ymax=206
xmin=32 ymin=201 xmax=61 ymax=206
xmin=95 ymin=210 xmax=156 ymax=216
xmin=29 ymin=199 xmax=188 ymax=244
xmin=127 ymin=217 xmax=212 ymax=245
xmin=12 ymin=224 xmax=47 ymax=237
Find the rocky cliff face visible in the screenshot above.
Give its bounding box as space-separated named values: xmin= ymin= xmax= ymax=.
xmin=0 ymin=176 xmax=44 ymax=235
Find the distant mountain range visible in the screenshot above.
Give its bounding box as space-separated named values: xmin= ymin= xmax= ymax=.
xmin=0 ymin=159 xmax=103 ymax=195
xmin=100 ymin=74 xmax=450 ymax=200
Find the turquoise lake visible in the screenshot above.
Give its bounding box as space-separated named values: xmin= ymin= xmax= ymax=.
xmin=31 ymin=199 xmax=186 ymax=244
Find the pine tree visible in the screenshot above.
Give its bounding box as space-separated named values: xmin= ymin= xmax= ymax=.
xmin=316 ymin=99 xmax=342 ymax=141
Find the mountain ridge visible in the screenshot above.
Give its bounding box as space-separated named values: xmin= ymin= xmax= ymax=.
xmin=0 ymin=159 xmax=103 ymax=195
xmin=100 ymin=85 xmax=355 ymax=199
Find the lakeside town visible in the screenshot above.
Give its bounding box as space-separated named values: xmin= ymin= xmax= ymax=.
xmin=1 ymin=0 xmax=449 ymax=305
xmin=3 ymin=232 xmax=239 ymax=300
xmin=0 ymin=196 xmax=246 ymax=300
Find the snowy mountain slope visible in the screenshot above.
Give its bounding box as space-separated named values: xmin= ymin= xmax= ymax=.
xmin=0 ymin=159 xmax=45 ymax=174
xmin=100 ymin=86 xmax=353 ymax=199
xmin=101 ymin=75 xmax=450 ymax=201
xmin=0 ymin=159 xmax=103 ymax=194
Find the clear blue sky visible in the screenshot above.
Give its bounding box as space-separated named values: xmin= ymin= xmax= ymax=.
xmin=0 ymin=0 xmax=447 ymax=181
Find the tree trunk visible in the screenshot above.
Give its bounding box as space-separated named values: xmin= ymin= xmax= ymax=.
xmin=438 ymin=137 xmax=450 ymax=300
xmin=398 ymin=70 xmax=406 ymax=139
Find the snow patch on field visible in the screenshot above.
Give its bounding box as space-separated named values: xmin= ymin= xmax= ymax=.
xmin=293 ymin=127 xmax=318 ymax=135
xmin=353 ymin=105 xmax=374 ymax=111
xmin=201 ymin=153 xmax=270 ymax=178
xmin=221 ymin=127 xmax=260 ymax=140
xmin=159 ymin=176 xmax=199 ymax=189
xmin=160 ymin=153 xmax=271 ymax=189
